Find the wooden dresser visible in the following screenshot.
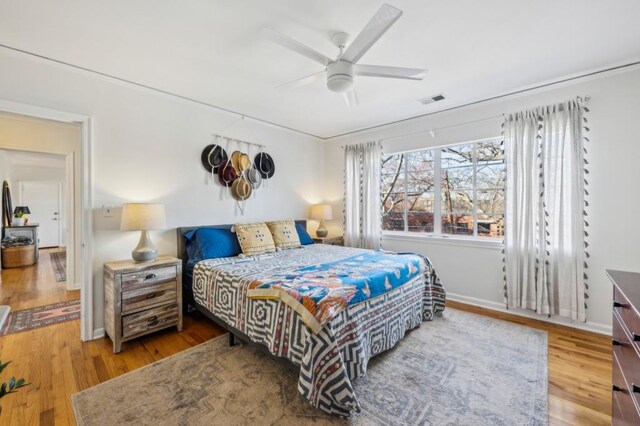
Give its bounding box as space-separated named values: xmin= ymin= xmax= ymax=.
xmin=104 ymin=256 xmax=182 ymax=353
xmin=607 ymin=269 xmax=640 ymax=425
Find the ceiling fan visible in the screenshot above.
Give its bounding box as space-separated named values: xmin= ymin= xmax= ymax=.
xmin=262 ymin=3 xmax=427 ymax=107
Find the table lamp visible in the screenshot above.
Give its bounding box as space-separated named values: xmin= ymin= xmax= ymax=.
xmin=310 ymin=204 xmax=332 ymax=238
xmin=120 ymin=203 xmax=166 ymax=262
xmin=13 ymin=206 xmax=30 ymax=225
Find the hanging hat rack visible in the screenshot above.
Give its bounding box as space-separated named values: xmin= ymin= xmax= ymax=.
xmin=200 ymin=116 xmax=275 ymax=216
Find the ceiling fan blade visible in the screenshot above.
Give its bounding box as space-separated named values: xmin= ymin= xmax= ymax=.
xmin=343 ymin=89 xmax=359 ymax=107
xmin=275 ymin=71 xmax=326 ymax=91
xmin=356 ymin=64 xmax=427 ymax=80
xmin=340 ymin=4 xmax=402 ymax=64
xmin=261 ymin=28 xmax=331 ymax=66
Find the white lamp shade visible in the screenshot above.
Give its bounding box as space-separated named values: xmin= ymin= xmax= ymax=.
xmin=120 ymin=203 xmax=166 ymax=231
xmin=310 ymin=204 xmax=333 ymax=221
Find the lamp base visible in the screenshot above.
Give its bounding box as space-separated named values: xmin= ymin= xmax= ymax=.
xmin=315 ymin=219 xmax=328 ymax=238
xmin=132 ymin=230 xmax=158 ymax=262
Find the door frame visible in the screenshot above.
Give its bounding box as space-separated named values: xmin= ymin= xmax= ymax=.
xmin=18 ymin=180 xmax=63 ymax=248
xmin=0 ymin=99 xmax=93 ymax=341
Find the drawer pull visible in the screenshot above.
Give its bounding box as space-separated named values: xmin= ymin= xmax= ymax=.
xmin=145 ymin=273 xmax=157 ymax=280
xmin=633 ymin=384 xmax=640 ymax=394
xmin=614 ymin=301 xmax=624 ymax=308
xmin=145 ymin=293 xmax=157 ymax=300
xmin=613 ymin=384 xmax=623 ymax=392
xmin=147 ymin=316 xmax=158 ymax=323
xmin=613 ymin=339 xmax=622 ymax=346
xmin=633 ymin=333 xmax=640 ymax=342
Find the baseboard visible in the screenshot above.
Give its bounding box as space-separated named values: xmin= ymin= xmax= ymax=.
xmin=447 ymin=292 xmax=612 ymax=335
xmin=67 ymin=282 xmax=81 ymax=291
xmin=92 ymin=327 xmax=105 ymax=339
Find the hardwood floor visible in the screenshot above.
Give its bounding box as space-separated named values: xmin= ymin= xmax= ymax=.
xmin=0 ymin=247 xmax=79 ymax=310
xmin=0 ymin=292 xmax=611 ymax=424
xmin=0 ymin=312 xmax=223 ymax=425
xmin=447 ymin=300 xmax=612 ymax=426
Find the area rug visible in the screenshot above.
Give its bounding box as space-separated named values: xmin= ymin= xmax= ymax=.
xmin=50 ymin=251 xmax=66 ymax=282
xmin=72 ymin=309 xmax=548 ymax=426
xmin=0 ymin=299 xmax=80 ymax=335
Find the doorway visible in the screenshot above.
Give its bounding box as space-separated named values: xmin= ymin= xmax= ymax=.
xmin=0 ymin=149 xmax=77 ymax=336
xmin=0 ymin=101 xmax=92 ymax=341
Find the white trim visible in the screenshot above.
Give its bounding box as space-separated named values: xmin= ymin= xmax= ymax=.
xmin=92 ymin=327 xmax=105 ymax=339
xmin=382 ymin=231 xmax=503 ymax=250
xmin=447 ymin=292 xmax=612 ymax=335
xmin=0 ymin=98 xmax=93 ymax=342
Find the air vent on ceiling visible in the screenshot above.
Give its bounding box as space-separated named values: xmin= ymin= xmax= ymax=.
xmin=419 ymin=94 xmax=446 ymax=106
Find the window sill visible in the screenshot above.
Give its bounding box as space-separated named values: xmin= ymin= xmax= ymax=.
xmin=382 ymin=231 xmax=504 ymax=250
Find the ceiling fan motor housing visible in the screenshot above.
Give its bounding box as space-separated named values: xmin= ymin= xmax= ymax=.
xmin=327 ymin=60 xmax=354 ymax=93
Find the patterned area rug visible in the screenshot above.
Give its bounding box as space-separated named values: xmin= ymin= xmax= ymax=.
xmin=0 ymin=299 xmax=80 ymax=335
xmin=50 ymin=251 xmax=66 ymax=282
xmin=72 ymin=309 xmax=548 ymax=425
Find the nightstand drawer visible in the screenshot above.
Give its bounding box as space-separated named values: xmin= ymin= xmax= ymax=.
xmin=121 ymin=266 xmax=177 ymax=290
xmin=122 ymin=281 xmax=177 ymax=313
xmin=122 ymin=303 xmax=179 ymax=339
xmin=104 ymin=256 xmax=183 ymax=353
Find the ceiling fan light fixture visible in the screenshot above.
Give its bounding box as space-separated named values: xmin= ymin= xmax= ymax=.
xmin=327 ymin=74 xmax=353 ymax=93
xmin=326 ymin=60 xmax=354 ymax=93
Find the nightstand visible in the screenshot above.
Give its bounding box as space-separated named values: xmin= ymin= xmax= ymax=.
xmin=104 ymin=256 xmax=182 ymax=353
xmin=312 ymin=235 xmax=344 ymax=246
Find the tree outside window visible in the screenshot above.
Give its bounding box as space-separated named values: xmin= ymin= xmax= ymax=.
xmin=381 ymin=138 xmax=504 ymax=238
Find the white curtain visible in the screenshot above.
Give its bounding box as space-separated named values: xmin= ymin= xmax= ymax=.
xmin=504 ymin=100 xmax=587 ymax=321
xmin=344 ymin=141 xmax=381 ymax=249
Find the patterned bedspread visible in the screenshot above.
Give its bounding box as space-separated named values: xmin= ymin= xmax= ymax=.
xmin=247 ymin=250 xmax=424 ymax=333
xmin=192 ymin=244 xmax=446 ymax=417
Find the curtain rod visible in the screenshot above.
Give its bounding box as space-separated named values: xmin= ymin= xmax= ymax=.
xmin=342 ymin=95 xmax=590 ymax=148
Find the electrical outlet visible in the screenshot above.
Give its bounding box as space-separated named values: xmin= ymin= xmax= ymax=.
xmin=103 ymin=205 xmax=114 ymax=218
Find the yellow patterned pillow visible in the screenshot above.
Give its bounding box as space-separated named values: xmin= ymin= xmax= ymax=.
xmin=266 ymin=220 xmax=301 ymax=250
xmin=234 ymin=222 xmax=276 ymax=256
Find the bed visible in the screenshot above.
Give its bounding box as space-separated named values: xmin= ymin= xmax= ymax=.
xmin=177 ymin=221 xmax=446 ymax=417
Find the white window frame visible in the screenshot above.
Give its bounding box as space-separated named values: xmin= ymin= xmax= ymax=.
xmin=381 ymin=136 xmax=504 ymax=243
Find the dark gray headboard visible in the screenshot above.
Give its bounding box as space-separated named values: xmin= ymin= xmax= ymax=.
xmin=176 ymin=220 xmax=307 ymax=270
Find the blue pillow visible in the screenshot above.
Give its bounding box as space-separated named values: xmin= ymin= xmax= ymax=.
xmin=185 ymin=228 xmax=242 ymax=261
xmin=296 ymin=223 xmax=314 ymax=245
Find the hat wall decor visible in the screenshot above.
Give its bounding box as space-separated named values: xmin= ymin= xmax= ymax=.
xmin=203 ymin=131 xmax=275 ymax=216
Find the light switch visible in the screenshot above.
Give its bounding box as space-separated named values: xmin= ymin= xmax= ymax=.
xmin=103 ymin=205 xmax=114 ymax=217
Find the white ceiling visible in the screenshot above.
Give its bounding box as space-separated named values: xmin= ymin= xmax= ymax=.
xmin=1 ymin=0 xmax=639 ymax=139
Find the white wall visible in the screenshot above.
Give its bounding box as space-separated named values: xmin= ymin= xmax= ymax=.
xmin=0 ymin=50 xmax=325 ymax=336
xmin=11 ymin=164 xmax=67 ymax=245
xmin=324 ymin=66 xmax=640 ymax=333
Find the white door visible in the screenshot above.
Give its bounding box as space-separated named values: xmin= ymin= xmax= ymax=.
xmin=20 ymin=181 xmax=61 ymax=248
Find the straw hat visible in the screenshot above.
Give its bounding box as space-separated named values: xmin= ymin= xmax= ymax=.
xmin=231 ymin=176 xmax=253 ymax=200
xmin=230 ymin=151 xmax=251 ymax=173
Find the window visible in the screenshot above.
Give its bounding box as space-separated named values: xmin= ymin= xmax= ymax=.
xmin=381 ymin=138 xmax=505 ymax=239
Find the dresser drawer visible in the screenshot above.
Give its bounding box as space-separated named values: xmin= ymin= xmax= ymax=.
xmin=614 ymin=311 xmax=640 ymax=406
xmin=614 ymin=286 xmax=640 ymax=352
xmin=613 ymin=352 xmax=640 ymax=426
xmin=122 ymin=281 xmax=177 ymax=313
xmin=121 ymin=266 xmax=177 ymax=291
xmin=122 ymin=303 xmax=179 ymax=339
